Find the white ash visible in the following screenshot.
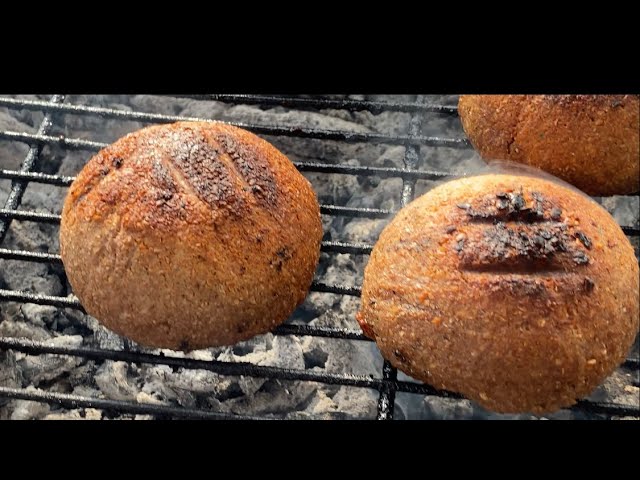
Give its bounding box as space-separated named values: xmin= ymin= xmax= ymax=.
xmin=44 ymin=408 xmax=103 ymax=420
xmin=1 ymin=95 xmax=638 ymax=420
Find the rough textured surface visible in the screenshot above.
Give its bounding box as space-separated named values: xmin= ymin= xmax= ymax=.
xmin=60 ymin=122 xmax=322 ymax=350
xmin=358 ymin=174 xmax=639 ymax=414
xmin=458 ymin=95 xmax=640 ymax=196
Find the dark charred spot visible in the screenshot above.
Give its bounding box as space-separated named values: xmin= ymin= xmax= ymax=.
xmin=213 ymin=130 xmax=278 ymax=209
xmin=572 ymin=251 xmax=589 ymax=265
xmin=460 ymin=190 xmax=552 ymax=224
xmin=512 ymin=192 xmax=526 ymax=210
xmin=453 ymin=239 xmax=465 ymax=252
xmin=393 ymin=349 xmax=408 ymax=364
xmin=457 ymin=220 xmax=591 ymax=273
xmin=583 ymin=277 xmax=595 ymax=292
xmin=163 ymin=128 xmax=241 ymax=211
xmin=574 ymin=231 xmax=592 ymax=249
xmin=154 ymin=190 xmax=175 ymax=207
xmin=179 ymin=340 xmax=190 ymax=351
xmin=112 ymin=157 xmax=123 ymax=169
xmin=533 ymin=235 xmax=545 ymax=247
xmin=239 ymin=266 xmax=246 ymax=274
xmin=151 ymin=160 xmax=178 ymax=193
xmin=497 ymin=199 xmax=509 ymax=210
xmin=271 ymin=247 xmax=292 ymax=272
xmin=486 ymin=277 xmax=548 ymax=296
xmin=99 ymin=166 xmax=110 ymax=176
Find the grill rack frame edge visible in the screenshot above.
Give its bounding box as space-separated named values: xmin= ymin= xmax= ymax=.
xmin=0 ymin=94 xmax=638 ymax=420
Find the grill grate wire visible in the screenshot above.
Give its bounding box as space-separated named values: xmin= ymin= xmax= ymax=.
xmin=0 ymin=94 xmax=638 ymax=420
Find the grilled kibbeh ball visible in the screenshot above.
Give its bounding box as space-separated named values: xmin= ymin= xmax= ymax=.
xmin=60 ymin=122 xmax=322 ymax=351
xmin=458 ymin=95 xmax=640 ymax=196
xmin=357 ymin=174 xmax=639 ymax=414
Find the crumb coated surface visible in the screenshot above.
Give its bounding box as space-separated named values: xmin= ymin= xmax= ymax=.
xmin=458 ymin=95 xmax=640 ymax=196
xmin=357 ymin=174 xmax=639 ymax=413
xmin=60 ymin=122 xmax=322 ymax=350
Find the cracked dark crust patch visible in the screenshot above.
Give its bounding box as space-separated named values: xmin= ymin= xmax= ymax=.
xmin=66 ymin=122 xmax=283 ymax=223
xmin=209 ymin=128 xmax=279 ymax=209
xmin=454 ymin=190 xmax=592 ymax=277
xmin=457 ymin=189 xmax=551 ymax=224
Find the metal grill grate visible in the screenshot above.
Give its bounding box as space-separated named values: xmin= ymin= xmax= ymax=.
xmin=0 ymin=94 xmax=638 ymax=420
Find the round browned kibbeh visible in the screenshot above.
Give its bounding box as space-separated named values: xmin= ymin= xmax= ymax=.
xmin=60 ymin=122 xmax=322 ymax=351
xmin=458 ymin=95 xmax=639 ymax=196
xmin=357 ymin=174 xmax=639 ymax=414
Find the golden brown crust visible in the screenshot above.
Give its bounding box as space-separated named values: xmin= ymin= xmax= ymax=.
xmin=60 ymin=122 xmax=322 ymax=350
xmin=357 ymin=174 xmax=639 ymax=413
xmin=458 ymin=95 xmax=640 ymax=196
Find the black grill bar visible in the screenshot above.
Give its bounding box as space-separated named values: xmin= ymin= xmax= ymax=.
xmin=310 ymin=282 xmax=361 ymax=296
xmin=1 ymin=162 xmax=452 ymax=183
xmin=621 ymin=225 xmax=640 ymax=236
xmin=0 ymin=241 xmax=372 ymax=265
xmin=0 ymin=284 xmax=361 ymax=312
xmin=0 ymin=97 xmax=469 ymax=148
xmin=0 ymin=205 xmax=391 ymax=223
xmin=1 ymin=337 xmax=635 ymax=417
xmin=0 ymin=208 xmax=61 ymax=224
xmin=0 ymin=287 xmax=369 ymax=342
xmin=376 ymin=100 xmax=429 ymax=420
xmin=0 ymin=165 xmax=448 ymax=186
xmin=0 ymin=337 xmax=391 ymax=391
xmin=1 ymin=384 xmax=636 ymax=421
xmin=0 ymin=169 xmax=76 ymax=186
xmin=570 ymin=400 xmax=640 ymax=417
xmin=321 ymin=241 xmax=373 ymax=255
xmin=0 ymin=130 xmax=106 ymax=150
xmin=0 ymin=248 xmax=63 ymax=264
xmin=294 ymin=162 xmax=452 ymax=181
xmin=0 ymin=95 xmax=64 ymax=244
xmin=0 ymin=289 xmax=84 ymax=310
xmin=0 ymin=386 xmax=262 ymax=420
xmin=170 ymin=95 xmax=459 ymax=115
xmin=319 ymin=205 xmax=392 ymax=219
xmin=272 ymin=324 xmax=369 ymax=341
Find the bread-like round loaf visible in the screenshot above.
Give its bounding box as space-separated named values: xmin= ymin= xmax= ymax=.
xmin=458 ymin=95 xmax=639 ymax=196
xmin=357 ymin=174 xmax=639 ymax=413
xmin=60 ymin=121 xmax=322 ymax=351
